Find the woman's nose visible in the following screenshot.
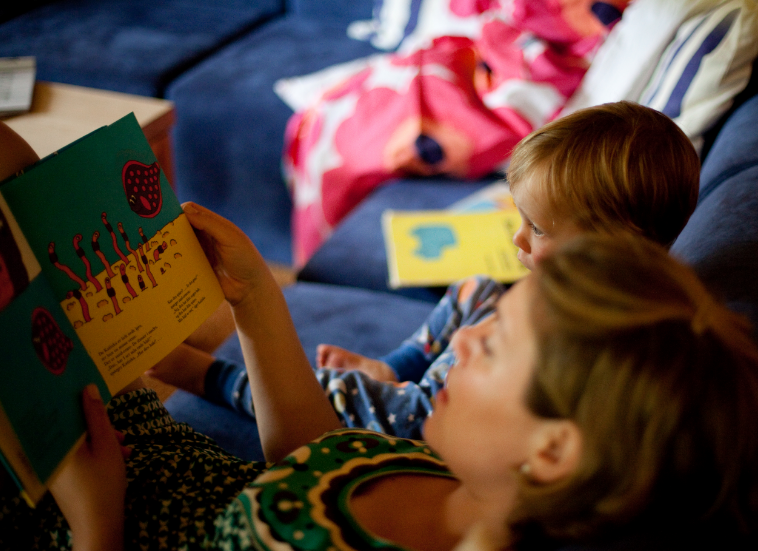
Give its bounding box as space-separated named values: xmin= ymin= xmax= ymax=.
xmin=450 ymin=326 xmax=474 ymax=366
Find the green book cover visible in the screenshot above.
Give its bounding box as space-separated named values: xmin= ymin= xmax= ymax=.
xmin=0 ymin=113 xmax=224 ymax=505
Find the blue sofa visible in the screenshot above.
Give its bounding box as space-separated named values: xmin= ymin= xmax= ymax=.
xmin=3 ymin=2 xmax=758 ymax=547
xmin=0 ymin=0 xmax=380 ymax=265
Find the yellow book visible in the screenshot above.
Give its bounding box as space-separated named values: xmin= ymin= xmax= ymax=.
xmin=382 ymin=207 xmax=529 ymax=288
xmin=0 ymin=114 xmax=224 ymax=505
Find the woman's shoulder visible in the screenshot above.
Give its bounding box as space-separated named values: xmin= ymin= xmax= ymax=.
xmin=211 ymin=429 xmax=452 ymax=550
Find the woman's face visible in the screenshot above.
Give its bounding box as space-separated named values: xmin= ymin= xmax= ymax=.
xmin=423 ymin=277 xmax=543 ymax=490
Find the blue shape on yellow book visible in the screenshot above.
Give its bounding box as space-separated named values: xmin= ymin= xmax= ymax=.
xmin=411 ymin=225 xmax=457 ymax=259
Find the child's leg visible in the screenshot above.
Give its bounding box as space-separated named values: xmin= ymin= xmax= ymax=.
xmin=146 ymin=342 xmax=214 ymax=397
xmin=315 ymin=368 xmax=434 ymax=440
xmin=146 ymin=344 xmax=257 ymax=417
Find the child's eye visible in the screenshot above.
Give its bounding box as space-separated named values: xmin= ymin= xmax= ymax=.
xmin=529 ymin=222 xmax=544 ymax=237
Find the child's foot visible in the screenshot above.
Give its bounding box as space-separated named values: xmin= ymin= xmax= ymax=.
xmin=316 ymin=344 xmax=398 ymax=382
xmin=145 ymin=343 xmax=215 ymax=396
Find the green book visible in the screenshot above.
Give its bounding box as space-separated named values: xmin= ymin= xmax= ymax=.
xmin=0 ymin=114 xmax=224 ymax=505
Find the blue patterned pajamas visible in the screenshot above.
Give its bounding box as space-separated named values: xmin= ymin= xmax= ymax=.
xmin=205 ymin=276 xmax=506 ymax=440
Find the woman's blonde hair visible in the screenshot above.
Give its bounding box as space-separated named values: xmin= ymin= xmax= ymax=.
xmin=511 ymin=234 xmax=758 ymax=543
xmin=507 ymin=102 xmax=700 ymax=248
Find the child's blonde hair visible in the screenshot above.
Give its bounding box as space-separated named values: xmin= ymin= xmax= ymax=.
xmin=507 ymin=102 xmax=700 ymax=247
xmin=512 ymin=234 xmax=758 ymax=542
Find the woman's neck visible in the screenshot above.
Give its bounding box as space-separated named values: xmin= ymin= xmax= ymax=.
xmin=444 ymin=480 xmax=517 ymax=549
xmin=350 ymin=473 xmax=515 ymax=551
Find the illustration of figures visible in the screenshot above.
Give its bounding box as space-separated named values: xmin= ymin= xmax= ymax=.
xmin=0 ymin=208 xmax=29 ymax=313
xmin=101 ymin=212 xmax=129 ymax=265
xmin=48 ymin=241 xmax=86 ymax=291
xmin=137 ymin=275 xmax=146 ymax=291
xmin=91 ymin=231 xmax=116 ymax=278
xmin=138 ymin=243 xmax=157 ymax=288
xmin=119 ymin=264 xmax=138 ymax=298
xmin=104 ymin=277 xmax=122 ymax=315
xmin=66 ymin=288 xmax=92 ymax=323
xmin=73 ymin=234 xmax=102 ymax=292
xmin=153 ymin=241 xmax=168 ymax=262
xmin=138 ymin=227 xmax=151 ymax=251
xmin=117 ymin=222 xmax=144 ymax=272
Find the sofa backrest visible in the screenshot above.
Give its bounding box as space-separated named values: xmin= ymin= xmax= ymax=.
xmin=671 ymin=91 xmax=758 ymax=336
xmin=286 ymin=0 xmax=374 ymax=26
xmin=0 ymin=0 xmax=286 ymax=98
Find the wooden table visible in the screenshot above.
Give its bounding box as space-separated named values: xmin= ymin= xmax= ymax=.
xmin=2 ymin=82 xmax=176 ymax=184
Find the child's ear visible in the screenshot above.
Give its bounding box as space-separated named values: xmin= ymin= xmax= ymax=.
xmin=0 ymin=122 xmax=39 ymax=181
xmin=528 ymin=420 xmax=582 ymax=484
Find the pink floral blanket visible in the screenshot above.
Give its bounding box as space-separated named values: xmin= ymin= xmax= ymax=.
xmin=284 ymin=0 xmax=627 ymax=266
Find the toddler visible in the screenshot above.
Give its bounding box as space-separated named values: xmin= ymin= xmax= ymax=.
xmin=150 ymin=100 xmax=701 ymax=439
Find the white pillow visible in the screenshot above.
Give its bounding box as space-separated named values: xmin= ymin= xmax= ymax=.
xmin=560 ymin=0 xmax=727 ymax=115
xmin=347 ymin=0 xmax=495 ymax=52
xmin=640 ymin=0 xmax=758 ymax=152
xmin=274 ymin=55 xmax=380 ymax=112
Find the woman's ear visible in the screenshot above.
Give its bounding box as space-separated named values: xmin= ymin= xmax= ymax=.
xmin=527 ymin=420 xmax=582 ymax=484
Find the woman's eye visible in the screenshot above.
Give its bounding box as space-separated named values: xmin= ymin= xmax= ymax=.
xmin=481 ymin=336 xmax=493 ymax=356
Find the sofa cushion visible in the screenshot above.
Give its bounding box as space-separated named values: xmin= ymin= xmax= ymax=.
xmin=0 ymin=0 xmax=285 ymax=97
xmin=214 ymin=281 xmax=435 ymax=367
xmin=671 ymin=93 xmax=758 ymax=335
xmin=297 ymin=178 xmax=494 ymax=301
xmin=166 ymin=15 xmax=380 ymax=265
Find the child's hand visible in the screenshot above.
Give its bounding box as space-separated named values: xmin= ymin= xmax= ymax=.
xmin=49 ymin=384 xmax=127 ymax=551
xmin=316 ymin=344 xmax=398 ymax=382
xmin=182 ymin=202 xmax=267 ymax=307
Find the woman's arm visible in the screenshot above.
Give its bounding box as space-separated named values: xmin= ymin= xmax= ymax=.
xmin=182 ymin=202 xmax=341 ymax=462
xmin=49 ymin=385 xmax=127 ymax=551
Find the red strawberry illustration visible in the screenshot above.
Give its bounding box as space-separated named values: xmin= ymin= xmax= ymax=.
xmin=31 ymin=307 xmax=73 ymax=375
xmin=122 ymin=160 xmax=163 ymax=218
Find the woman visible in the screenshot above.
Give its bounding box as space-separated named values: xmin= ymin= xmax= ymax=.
xmin=5 ymin=202 xmax=758 ymax=550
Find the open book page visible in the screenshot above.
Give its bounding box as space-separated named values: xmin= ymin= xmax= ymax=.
xmin=0 ymin=113 xmax=224 ymax=394
xmin=0 ymin=194 xmax=104 ymax=506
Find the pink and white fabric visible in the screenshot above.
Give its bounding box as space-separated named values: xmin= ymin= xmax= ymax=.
xmin=285 ymin=0 xmax=627 ymax=266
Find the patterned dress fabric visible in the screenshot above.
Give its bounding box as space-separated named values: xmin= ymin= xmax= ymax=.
xmin=211 ymin=428 xmax=452 ymax=550
xmin=0 ymin=391 xmax=450 ymax=551
xmin=0 ymin=389 xmax=267 ymax=551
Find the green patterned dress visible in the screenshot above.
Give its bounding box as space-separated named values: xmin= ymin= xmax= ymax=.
xmin=211 ymin=428 xmax=453 ymax=550
xmin=0 ymin=389 xmax=454 ymax=551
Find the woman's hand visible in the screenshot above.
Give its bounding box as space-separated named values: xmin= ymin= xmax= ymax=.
xmin=182 ymin=202 xmax=341 ymax=461
xmin=49 ymin=385 xmax=127 ymax=551
xmin=181 ymin=202 xmax=268 ymax=307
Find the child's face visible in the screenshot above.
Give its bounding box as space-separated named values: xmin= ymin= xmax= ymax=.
xmin=511 ymin=179 xmax=583 ymax=271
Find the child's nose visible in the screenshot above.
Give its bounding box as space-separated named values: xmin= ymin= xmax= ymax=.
xmin=513 ymin=222 xmax=530 ymax=253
